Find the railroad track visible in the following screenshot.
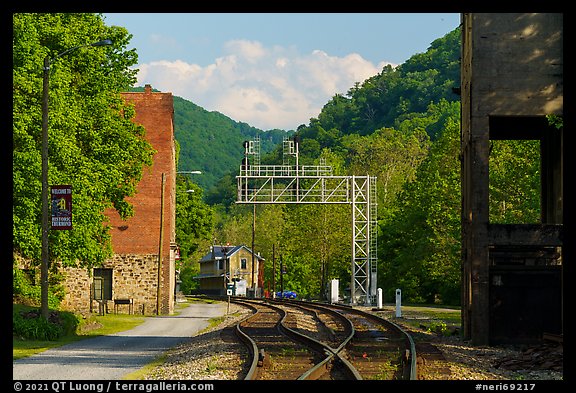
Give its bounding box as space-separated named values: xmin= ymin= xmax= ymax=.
xmin=230 ymin=297 xmax=417 ymax=380
xmin=232 ymin=298 xmax=331 ymax=379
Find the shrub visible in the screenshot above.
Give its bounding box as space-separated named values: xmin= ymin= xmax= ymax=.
xmin=13 ymin=268 xmax=62 ymax=309
xmin=427 ymin=320 xmax=451 ymax=336
xmin=12 ymin=306 xmax=80 ymax=341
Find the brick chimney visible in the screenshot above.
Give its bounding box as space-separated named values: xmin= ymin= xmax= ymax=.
xmin=144 ymin=84 xmax=152 ymax=94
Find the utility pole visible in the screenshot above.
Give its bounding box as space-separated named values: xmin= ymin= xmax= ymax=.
xmin=280 ymin=252 xmax=284 ymax=296
xmin=157 ymin=173 xmax=166 ymax=315
xmin=251 ymin=204 xmax=256 ymax=296
xmin=272 ymin=244 xmax=276 ymax=297
xmin=40 ymin=39 xmax=112 ymax=319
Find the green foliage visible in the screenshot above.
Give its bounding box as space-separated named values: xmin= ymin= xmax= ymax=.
xmin=175 ymin=176 xmax=214 ymax=258
xmin=427 ymin=321 xmax=451 ymax=336
xmin=173 ymin=96 xmax=292 ymax=191
xmin=342 ymin=126 xmax=430 ymax=217
xmin=13 ymin=13 xmax=154 ymax=270
xmin=13 ymin=305 xmax=80 ymax=341
xmin=489 ymin=140 xmax=540 ymax=223
xmin=179 ymin=264 xmax=200 ymax=295
xmin=204 ymin=173 xmax=238 ymax=207
xmin=378 ymin=100 xmax=462 ymax=304
xmin=292 ymin=27 xmax=461 ymax=154
xmin=546 ymin=114 xmax=563 ymax=129
xmin=13 ymin=268 xmax=63 ymax=309
xmin=175 ymin=174 xmax=214 ymax=293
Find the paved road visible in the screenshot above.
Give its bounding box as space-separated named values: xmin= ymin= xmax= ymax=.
xmin=13 ymin=301 xmax=227 ymax=380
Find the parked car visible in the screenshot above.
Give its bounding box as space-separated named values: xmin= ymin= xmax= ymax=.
xmin=276 ymin=290 xmax=297 ymax=299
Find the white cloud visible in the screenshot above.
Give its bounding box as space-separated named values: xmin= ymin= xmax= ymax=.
xmin=223 ymin=40 xmax=266 ymax=63
xmin=136 ymin=39 xmax=394 ymax=130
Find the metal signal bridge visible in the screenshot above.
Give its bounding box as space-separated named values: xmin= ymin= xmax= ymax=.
xmin=236 ymin=136 xmax=378 ymax=305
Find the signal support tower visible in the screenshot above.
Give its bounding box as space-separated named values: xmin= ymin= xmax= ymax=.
xmin=237 ymin=136 xmax=378 ymax=305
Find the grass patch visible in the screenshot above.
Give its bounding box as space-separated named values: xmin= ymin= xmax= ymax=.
xmin=13 ymin=297 xmax=225 ymax=363
xmin=396 ymin=304 xmax=461 ymax=337
xmin=373 ymin=303 xmax=461 ymax=336
xmin=13 ymin=304 xmax=145 ymax=360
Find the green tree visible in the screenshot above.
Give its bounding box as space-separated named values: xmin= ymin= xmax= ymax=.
xmin=175 ymin=175 xmax=214 ymax=258
xmin=175 ymin=175 xmax=214 ymax=293
xmin=489 ymin=140 xmax=540 ymax=223
xmin=13 ymin=14 xmax=154 ymax=274
xmin=279 ymin=203 xmax=351 ymax=300
xmin=343 ymin=126 xmax=430 ymax=219
xmin=379 ymin=101 xmax=461 ymax=304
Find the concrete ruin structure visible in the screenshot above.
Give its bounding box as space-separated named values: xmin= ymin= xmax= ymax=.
xmin=460 ymin=13 xmax=563 ymax=345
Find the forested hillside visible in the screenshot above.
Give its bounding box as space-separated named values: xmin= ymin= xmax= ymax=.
xmin=292 ymin=27 xmax=461 ymax=161
xmin=173 ymin=97 xmax=291 ymax=190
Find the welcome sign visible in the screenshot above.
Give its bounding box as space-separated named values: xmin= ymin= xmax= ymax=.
xmin=51 ymin=185 xmax=72 ymax=230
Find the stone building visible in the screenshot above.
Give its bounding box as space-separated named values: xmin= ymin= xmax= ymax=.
xmin=60 ymin=84 xmax=177 ymax=315
xmin=460 ymin=13 xmax=563 ymax=345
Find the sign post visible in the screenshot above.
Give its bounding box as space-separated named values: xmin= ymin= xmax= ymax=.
xmin=395 ymin=288 xmax=402 ymax=318
xmin=51 ymin=185 xmax=72 ymax=230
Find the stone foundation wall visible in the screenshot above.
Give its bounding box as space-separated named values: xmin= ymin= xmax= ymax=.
xmin=106 ymin=254 xmax=159 ymax=315
xmin=60 ymin=254 xmax=162 ymax=316
xmin=59 ymin=267 xmax=92 ymax=315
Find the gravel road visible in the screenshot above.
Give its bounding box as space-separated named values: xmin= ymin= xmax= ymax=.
xmin=13 ymin=301 xmax=227 ymax=380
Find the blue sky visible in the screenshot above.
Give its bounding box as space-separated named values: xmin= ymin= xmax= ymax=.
xmin=103 ymin=13 xmax=461 ymax=130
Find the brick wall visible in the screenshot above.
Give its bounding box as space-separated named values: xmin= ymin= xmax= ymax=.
xmin=61 ymin=84 xmax=177 ymax=316
xmin=104 ymin=84 xmax=176 ymax=315
xmin=106 ymin=84 xmax=176 ymax=255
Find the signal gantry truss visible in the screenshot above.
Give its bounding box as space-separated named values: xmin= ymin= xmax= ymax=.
xmin=236 ymin=137 xmax=377 ymax=305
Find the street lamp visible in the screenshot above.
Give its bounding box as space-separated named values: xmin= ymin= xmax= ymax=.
xmin=177 ymin=171 xmax=202 ymax=175
xmin=177 ymin=171 xmax=200 ymax=195
xmin=40 ymin=39 xmax=112 ymax=319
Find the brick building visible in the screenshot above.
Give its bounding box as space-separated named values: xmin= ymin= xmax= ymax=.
xmin=60 ymin=84 xmax=177 ymax=315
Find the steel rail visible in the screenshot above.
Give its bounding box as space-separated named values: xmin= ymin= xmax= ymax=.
xmin=231 ymin=300 xmax=260 ymax=380
xmin=222 ymin=296 xmax=417 ymax=380
xmin=234 ymin=297 xmax=360 ymax=380
xmin=232 ymin=298 xmax=325 ymax=380
xmin=272 ymin=301 xmax=359 ymax=380
xmin=269 ymin=299 xmax=363 ymax=379
xmin=317 ymin=300 xmax=418 ymax=380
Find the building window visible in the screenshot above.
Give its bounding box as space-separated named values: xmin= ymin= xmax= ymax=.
xmin=93 ymin=268 xmax=113 ymax=300
xmin=218 ymin=259 xmax=225 ymax=270
xmin=241 ymin=258 xmax=247 ymax=269
xmin=488 ymin=116 xmax=543 ymax=224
